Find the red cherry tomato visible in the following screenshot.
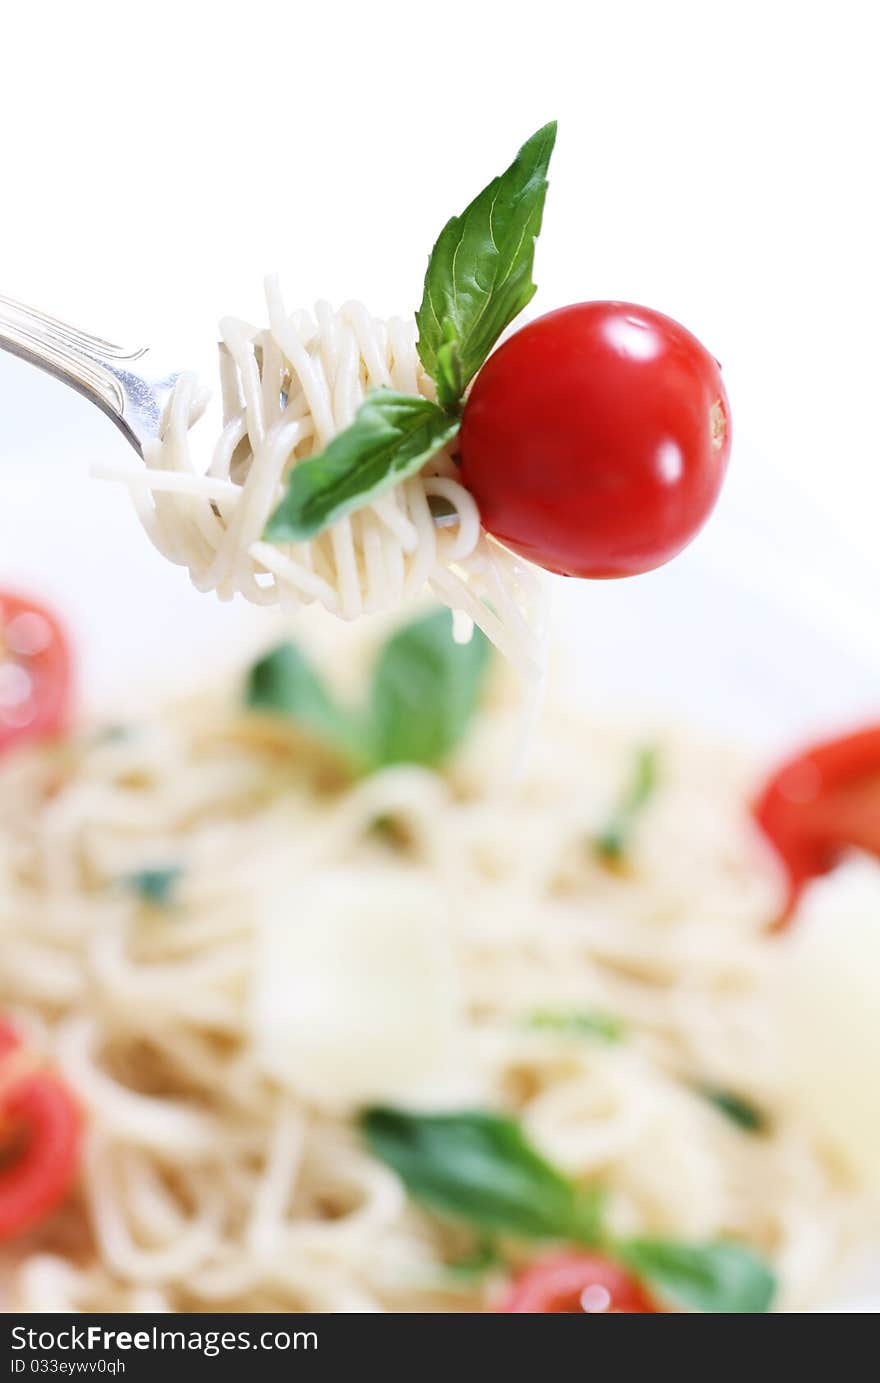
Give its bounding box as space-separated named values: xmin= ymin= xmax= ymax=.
xmin=754 ymin=725 xmax=880 ymax=925
xmin=0 ymin=1022 xmax=81 ymax=1241
xmin=500 ymin=1251 xmax=658 ymax=1313
xmin=459 ymin=302 xmax=731 ymax=578
xmin=0 ymin=591 xmax=72 ymax=756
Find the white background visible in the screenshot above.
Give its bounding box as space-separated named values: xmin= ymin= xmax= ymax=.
xmin=2 ymin=0 xmax=880 ymax=743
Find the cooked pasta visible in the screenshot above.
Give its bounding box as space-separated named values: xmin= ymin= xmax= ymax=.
xmin=0 ymin=621 xmax=872 ymax=1314
xmin=97 ymin=281 xmax=546 ymax=678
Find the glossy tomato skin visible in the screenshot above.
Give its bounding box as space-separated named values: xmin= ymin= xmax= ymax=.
xmin=501 ymin=1251 xmax=658 ymax=1313
xmin=459 ymin=302 xmax=731 ymax=578
xmin=0 ymin=592 xmax=72 ymax=755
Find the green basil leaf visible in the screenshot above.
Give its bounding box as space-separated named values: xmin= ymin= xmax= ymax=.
xmin=361 ymin=1106 xmax=592 ymax=1242
xmin=444 ymin=1238 xmax=502 ymax=1280
xmin=264 ymin=390 xmax=458 ymax=542
xmin=94 ymin=722 xmax=132 ymax=745
xmin=244 ymin=641 xmax=368 ymax=770
xmin=570 ymin=1185 xmax=607 ymax=1247
xmin=700 ymin=1085 xmax=768 ymax=1134
xmin=368 ymin=608 xmax=490 ymax=768
xmin=594 ymin=746 xmax=659 ymax=863
xmin=126 ymin=865 xmax=182 ymax=908
xmin=526 ymin=1008 xmax=626 ymax=1044
xmin=245 ymin=610 xmax=490 ymax=775
xmin=416 ymin=122 xmax=557 ymax=410
xmin=619 ymin=1239 xmax=776 ymax=1313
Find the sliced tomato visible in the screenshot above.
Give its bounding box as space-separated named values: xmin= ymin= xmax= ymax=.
xmin=0 ymin=1020 xmax=20 ymax=1062
xmin=754 ymin=725 xmax=880 ymax=924
xmin=0 ymin=1023 xmax=81 ymax=1241
xmin=0 ymin=591 xmax=73 ymax=756
xmin=500 ymin=1251 xmax=658 ymax=1313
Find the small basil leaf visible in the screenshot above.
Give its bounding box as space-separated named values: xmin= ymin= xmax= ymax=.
xmin=594 ymin=746 xmax=659 ymax=864
xmin=361 ymin=1106 xmax=590 ymax=1242
xmin=570 ymin=1186 xmax=606 ymax=1247
xmin=368 ymin=608 xmax=490 ymax=768
xmin=526 ymin=1008 xmax=626 ymax=1044
xmin=416 ymin=122 xmax=557 ymax=410
xmin=126 ymin=865 xmax=182 ymax=908
xmin=366 ymin=812 xmax=405 ymax=844
xmin=618 ymin=1239 xmax=776 ymax=1313
xmin=445 ymin=1238 xmax=501 ymax=1280
xmin=264 ymin=390 xmax=458 ymax=542
xmin=700 ymin=1085 xmax=768 ymax=1134
xmin=245 ymin=641 xmax=368 ymax=770
xmin=94 ymin=722 xmax=132 ymax=745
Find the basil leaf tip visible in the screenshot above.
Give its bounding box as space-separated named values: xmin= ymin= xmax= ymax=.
xmin=444 ymin=1238 xmax=501 ymax=1280
xmin=265 ymin=390 xmax=458 ymax=543
xmin=700 ymin=1084 xmax=768 ymax=1134
xmin=244 ymin=607 xmax=491 ymax=775
xmin=368 ymin=607 xmax=490 ymax=770
xmin=360 ymin=1105 xmax=592 ymax=1244
xmin=619 ymin=1238 xmax=776 ymax=1314
xmin=416 ymin=121 xmax=557 ymax=411
xmin=125 ymin=864 xmax=182 ymax=908
xmin=526 ymin=1008 xmax=625 ymax=1044
xmin=594 ymin=745 xmax=659 ymax=864
xmin=244 ymin=640 xmax=368 ymax=770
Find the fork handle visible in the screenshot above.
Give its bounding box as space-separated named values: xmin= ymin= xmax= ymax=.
xmin=0 ymin=292 xmax=145 ymax=430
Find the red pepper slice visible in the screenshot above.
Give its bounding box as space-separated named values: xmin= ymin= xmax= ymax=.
xmin=500 ymin=1251 xmax=658 ymax=1313
xmin=0 ymin=591 xmax=73 ymax=757
xmin=754 ymin=725 xmax=880 ymax=924
xmin=0 ymin=1022 xmax=81 ymax=1241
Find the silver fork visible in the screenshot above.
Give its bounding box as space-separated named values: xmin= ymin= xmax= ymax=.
xmin=0 ymin=292 xmax=182 ymax=457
